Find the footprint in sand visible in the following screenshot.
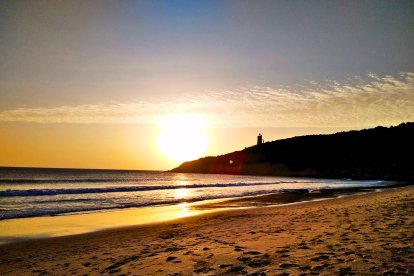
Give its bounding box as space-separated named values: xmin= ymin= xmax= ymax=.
xmin=234 ymin=245 xmax=245 ymax=252
xmin=166 ymin=256 xmax=177 ymax=262
xmin=225 ymin=265 xmax=246 ymax=273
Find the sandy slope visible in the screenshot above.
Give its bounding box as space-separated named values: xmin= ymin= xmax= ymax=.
xmin=1 ymin=186 xmax=413 ymax=275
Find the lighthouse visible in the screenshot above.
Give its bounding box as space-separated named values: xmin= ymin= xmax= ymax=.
xmin=257 ymin=133 xmax=263 ymax=145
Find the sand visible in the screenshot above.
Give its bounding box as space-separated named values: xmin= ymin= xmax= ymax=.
xmin=1 ymin=186 xmax=413 ymax=275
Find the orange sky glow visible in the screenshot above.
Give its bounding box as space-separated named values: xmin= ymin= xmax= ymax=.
xmin=0 ymin=1 xmax=413 ymax=170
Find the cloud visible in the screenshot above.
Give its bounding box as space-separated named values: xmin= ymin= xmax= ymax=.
xmin=1 ymin=72 xmax=413 ymax=127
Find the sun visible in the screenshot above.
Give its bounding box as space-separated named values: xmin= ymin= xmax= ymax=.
xmin=157 ymin=114 xmax=209 ymax=162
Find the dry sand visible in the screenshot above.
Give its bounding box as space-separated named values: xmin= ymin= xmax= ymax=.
xmin=1 ymin=186 xmax=413 ymax=275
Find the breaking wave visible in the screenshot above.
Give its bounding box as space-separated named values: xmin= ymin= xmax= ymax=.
xmin=0 ymin=180 xmax=319 ymax=197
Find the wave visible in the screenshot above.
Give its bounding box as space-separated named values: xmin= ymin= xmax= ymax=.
xmin=0 ymin=188 xmax=283 ymax=219
xmin=0 ymin=179 xmax=383 ymax=198
xmin=0 ymin=180 xmax=322 ymax=197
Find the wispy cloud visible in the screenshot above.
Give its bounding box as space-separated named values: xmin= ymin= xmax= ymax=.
xmin=1 ymin=72 xmax=413 ymax=127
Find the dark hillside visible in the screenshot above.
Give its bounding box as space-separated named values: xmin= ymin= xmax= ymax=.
xmin=171 ymin=123 xmax=414 ymax=180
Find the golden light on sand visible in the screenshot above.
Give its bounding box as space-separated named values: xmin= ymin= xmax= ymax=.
xmin=157 ymin=114 xmax=208 ymax=162
xmin=178 ymin=203 xmax=191 ymax=218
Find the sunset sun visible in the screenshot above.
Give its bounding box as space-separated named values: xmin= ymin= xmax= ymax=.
xmin=157 ymin=115 xmax=209 ymax=162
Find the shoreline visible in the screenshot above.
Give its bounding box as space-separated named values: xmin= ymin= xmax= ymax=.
xmin=0 ymin=182 xmax=410 ymax=245
xmin=1 ymin=186 xmax=413 ymax=275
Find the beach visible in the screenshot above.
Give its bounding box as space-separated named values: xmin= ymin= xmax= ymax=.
xmin=2 ymin=1 xmax=413 ymax=275
xmin=1 ymin=186 xmax=413 ymax=275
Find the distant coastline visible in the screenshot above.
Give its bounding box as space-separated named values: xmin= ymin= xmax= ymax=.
xmin=172 ymin=122 xmax=414 ymax=181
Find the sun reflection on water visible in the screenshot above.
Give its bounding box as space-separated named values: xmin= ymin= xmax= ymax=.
xmin=175 ymin=188 xmax=189 ymax=199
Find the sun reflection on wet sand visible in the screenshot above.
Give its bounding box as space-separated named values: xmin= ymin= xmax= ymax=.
xmin=178 ymin=203 xmax=191 ymax=218
xmin=0 ymin=200 xmax=230 ymax=244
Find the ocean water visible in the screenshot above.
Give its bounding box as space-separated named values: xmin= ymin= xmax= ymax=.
xmin=0 ymin=167 xmax=388 ymax=220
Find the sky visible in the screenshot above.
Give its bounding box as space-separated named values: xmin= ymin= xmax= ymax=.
xmin=1 ymin=0 xmax=413 ymax=170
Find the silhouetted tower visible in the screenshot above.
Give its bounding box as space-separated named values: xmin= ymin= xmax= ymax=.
xmin=257 ymin=133 xmax=263 ymax=145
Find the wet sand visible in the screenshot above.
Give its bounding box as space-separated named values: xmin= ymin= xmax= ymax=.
xmin=1 ymin=186 xmax=413 ymax=275
xmin=0 ymin=202 xmax=224 ymax=244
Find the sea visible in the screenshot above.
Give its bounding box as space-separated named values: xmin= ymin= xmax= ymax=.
xmin=0 ymin=167 xmax=390 ymax=221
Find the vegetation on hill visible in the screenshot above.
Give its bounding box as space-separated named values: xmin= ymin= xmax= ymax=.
xmin=171 ymin=123 xmax=414 ymax=180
